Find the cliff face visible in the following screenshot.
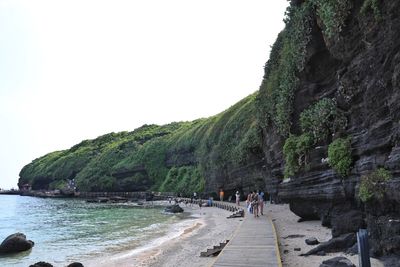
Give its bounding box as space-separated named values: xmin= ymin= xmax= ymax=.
xmin=258 ymin=0 xmax=400 ymax=257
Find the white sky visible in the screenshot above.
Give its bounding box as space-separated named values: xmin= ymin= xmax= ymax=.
xmin=0 ymin=0 xmax=288 ymax=189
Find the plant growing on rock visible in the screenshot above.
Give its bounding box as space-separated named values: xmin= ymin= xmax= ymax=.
xmin=256 ymin=2 xmax=314 ymax=136
xmin=283 ymin=98 xmax=347 ymax=178
xmin=360 ymin=0 xmax=381 ymax=21
xmin=328 ymin=137 xmax=352 ymax=177
xmin=300 ymin=98 xmax=347 ymax=143
xmin=359 ymin=168 xmax=392 ymax=202
xmin=283 ymin=133 xmax=313 ymax=178
xmin=283 ymin=135 xmax=300 ymax=178
xmin=310 ymin=0 xmax=353 ymax=38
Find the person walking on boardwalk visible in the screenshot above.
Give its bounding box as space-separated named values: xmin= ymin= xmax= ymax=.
xmin=258 ymin=190 xmax=265 ymax=215
xmin=235 ymin=191 xmax=240 ymax=206
xmin=251 ymin=191 xmax=259 ymax=218
xmin=219 ymin=189 xmax=224 ymax=202
xmin=235 ymin=190 xmax=240 ymax=206
xmin=246 ymin=192 xmax=252 ymax=213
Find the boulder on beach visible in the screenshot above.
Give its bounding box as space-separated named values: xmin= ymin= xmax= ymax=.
xmin=164 ymin=204 xmax=184 ymax=213
xmin=305 ymin=237 xmax=319 ymax=245
xmin=67 ymin=262 xmax=84 ymax=267
xmin=29 ymin=261 xmax=53 ymax=267
xmin=319 ymin=256 xmax=355 ymax=267
xmin=0 ymin=233 xmax=34 ymax=254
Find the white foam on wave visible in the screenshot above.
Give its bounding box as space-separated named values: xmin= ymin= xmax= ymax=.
xmin=110 ymin=217 xmax=204 ymax=261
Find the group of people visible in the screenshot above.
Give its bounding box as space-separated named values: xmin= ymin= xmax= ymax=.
xmin=219 ymin=189 xmax=265 ymax=218
xmin=246 ymin=190 xmax=265 ymax=218
xmin=182 ymin=189 xmax=265 ymax=217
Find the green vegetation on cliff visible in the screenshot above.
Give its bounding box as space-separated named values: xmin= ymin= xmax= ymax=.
xmin=282 ymin=98 xmax=348 ymax=178
xmin=256 ymin=1 xmax=356 ymax=179
xmin=328 ymin=137 xmax=352 ymax=177
xmin=19 ymin=94 xmax=262 ymax=194
xmin=256 ymin=2 xmax=314 ymax=136
xmin=359 ymin=168 xmax=392 ymax=202
xmin=256 ymin=0 xmax=353 ymax=136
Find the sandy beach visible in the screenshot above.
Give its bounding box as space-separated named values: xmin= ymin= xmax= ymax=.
xmin=267 ymin=203 xmax=384 ymax=267
xmin=85 ymin=204 xmax=242 ymax=267
xmin=85 ymin=202 xmax=386 ymax=267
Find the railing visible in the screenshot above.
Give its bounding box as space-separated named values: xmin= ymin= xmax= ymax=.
xmin=78 ymin=191 xmax=142 ymax=198
xmin=77 ymin=191 xmax=176 ymax=199
xmin=179 ymin=197 xmax=243 ymax=213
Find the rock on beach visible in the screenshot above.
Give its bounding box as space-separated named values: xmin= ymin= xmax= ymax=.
xmin=164 ymin=204 xmax=184 ymax=213
xmin=0 ymin=232 xmax=34 ymax=254
xmin=319 ymin=256 xmax=355 ymax=267
xmin=29 ymin=262 xmax=53 ymax=267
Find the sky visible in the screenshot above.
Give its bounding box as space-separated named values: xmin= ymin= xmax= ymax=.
xmin=0 ymin=0 xmax=289 ymax=189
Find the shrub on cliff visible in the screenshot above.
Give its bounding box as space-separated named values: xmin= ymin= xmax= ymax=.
xmin=283 ymin=135 xmax=299 ymax=178
xmin=359 ymin=168 xmax=392 ymax=202
xmin=310 ymin=0 xmax=352 ymax=38
xmin=328 ymin=137 xmax=352 ymax=177
xmin=283 ymin=98 xmax=347 ymax=178
xmin=361 ymin=0 xmax=381 ymax=20
xmin=283 ymin=133 xmax=313 ymax=178
xmin=300 ymin=98 xmax=347 ymax=143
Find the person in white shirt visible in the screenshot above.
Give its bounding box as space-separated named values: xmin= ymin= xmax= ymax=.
xmin=235 ymin=191 xmax=240 ymax=206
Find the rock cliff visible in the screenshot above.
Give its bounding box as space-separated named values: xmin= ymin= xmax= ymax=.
xmin=258 ymin=0 xmax=400 ymax=258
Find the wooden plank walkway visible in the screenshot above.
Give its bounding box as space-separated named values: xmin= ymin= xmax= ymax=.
xmin=211 ymin=204 xmax=281 ymax=267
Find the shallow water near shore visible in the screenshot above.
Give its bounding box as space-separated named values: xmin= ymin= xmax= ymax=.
xmin=0 ymin=195 xmax=189 ymax=267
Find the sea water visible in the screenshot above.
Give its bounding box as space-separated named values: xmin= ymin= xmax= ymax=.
xmin=0 ymin=195 xmax=189 ymax=266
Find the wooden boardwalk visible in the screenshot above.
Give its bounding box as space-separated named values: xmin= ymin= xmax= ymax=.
xmin=211 ymin=205 xmax=281 ymax=267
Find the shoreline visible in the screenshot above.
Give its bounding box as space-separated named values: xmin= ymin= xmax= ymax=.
xmin=84 ymin=204 xmax=242 ymax=267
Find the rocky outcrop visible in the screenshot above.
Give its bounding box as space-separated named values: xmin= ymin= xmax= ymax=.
xmin=305 ymin=237 xmax=319 ymax=246
xmin=164 ymin=204 xmax=184 ymax=213
xmin=0 ymin=233 xmax=34 ymax=254
xmin=257 ymin=0 xmax=400 ymax=258
xmin=301 ymin=233 xmax=356 ymax=256
xmin=319 ymin=257 xmax=355 ymax=267
xmin=331 ymin=210 xmax=364 ymax=238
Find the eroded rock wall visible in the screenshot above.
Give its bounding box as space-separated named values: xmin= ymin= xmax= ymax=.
xmin=261 ymin=0 xmax=400 ymax=257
